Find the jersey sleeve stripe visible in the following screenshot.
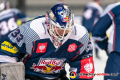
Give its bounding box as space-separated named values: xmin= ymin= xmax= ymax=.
xmin=109 ymin=11 xmax=116 ymax=51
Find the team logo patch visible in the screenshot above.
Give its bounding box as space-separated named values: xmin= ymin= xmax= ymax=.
xmin=63 ymin=17 xmax=70 ymax=22
xmin=80 ymin=57 xmax=94 ymax=79
xmin=31 ymin=58 xmax=65 ymax=74
xmin=67 ymin=43 xmax=77 ymax=52
xmin=36 ymin=42 xmax=47 ymax=53
xmin=70 ymin=71 xmax=77 ymax=79
xmin=1 ymin=41 xmax=18 ymax=54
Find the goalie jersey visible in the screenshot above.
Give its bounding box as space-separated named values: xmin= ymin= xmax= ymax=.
xmin=0 ymin=16 xmax=94 ymax=80
xmin=92 ymin=2 xmax=120 ymax=53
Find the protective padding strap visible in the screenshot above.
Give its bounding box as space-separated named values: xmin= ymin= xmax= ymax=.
xmin=0 ymin=62 xmax=25 ymax=80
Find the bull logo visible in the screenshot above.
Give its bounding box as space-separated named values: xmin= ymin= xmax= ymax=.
xmin=31 ymin=58 xmax=66 ymax=74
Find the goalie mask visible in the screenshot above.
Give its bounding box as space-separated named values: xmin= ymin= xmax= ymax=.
xmin=46 ymin=3 xmax=74 ymax=48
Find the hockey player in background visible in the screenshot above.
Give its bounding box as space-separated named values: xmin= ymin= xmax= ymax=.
xmin=82 ymin=0 xmax=103 ymax=59
xmin=0 ymin=1 xmax=27 ymax=38
xmin=92 ymin=2 xmax=120 ymax=80
xmin=0 ymin=3 xmax=94 ymax=80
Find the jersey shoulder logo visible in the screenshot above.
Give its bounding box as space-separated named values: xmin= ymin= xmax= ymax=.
xmin=1 ymin=41 xmax=18 ymax=54
xmin=67 ymin=43 xmax=77 ymax=52
xmin=80 ymin=57 xmax=94 ymax=79
xmin=84 ymin=59 xmax=93 ymax=73
xmin=36 ymin=42 xmax=47 ymax=53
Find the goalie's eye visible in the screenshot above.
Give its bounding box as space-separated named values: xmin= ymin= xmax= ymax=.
xmin=61 ymin=13 xmax=63 ymax=15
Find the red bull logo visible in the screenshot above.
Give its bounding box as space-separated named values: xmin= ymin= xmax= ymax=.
xmin=41 ymin=60 xmax=63 ymax=65
xmin=31 ymin=58 xmax=65 ymax=74
xmin=63 ymin=17 xmax=70 ymax=22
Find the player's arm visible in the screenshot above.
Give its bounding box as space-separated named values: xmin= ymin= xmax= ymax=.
xmin=0 ymin=23 xmax=28 ymax=63
xmin=91 ymin=5 xmax=113 ymax=50
xmin=92 ymin=14 xmax=112 ymax=49
xmin=69 ymin=32 xmax=94 ymax=80
xmin=82 ymin=8 xmax=97 ymax=32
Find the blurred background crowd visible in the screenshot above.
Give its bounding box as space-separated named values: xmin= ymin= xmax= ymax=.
xmin=10 ymin=0 xmax=119 ymax=16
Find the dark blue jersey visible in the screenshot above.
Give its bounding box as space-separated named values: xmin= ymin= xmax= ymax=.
xmin=0 ymin=16 xmax=94 ymax=80
xmin=82 ymin=2 xmax=103 ymax=32
xmin=92 ymin=2 xmax=120 ymax=53
xmin=0 ymin=8 xmax=27 ymax=38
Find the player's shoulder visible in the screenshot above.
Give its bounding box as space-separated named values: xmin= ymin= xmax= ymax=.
xmin=10 ymin=8 xmax=21 ymax=12
xmin=29 ymin=15 xmax=46 ymax=34
xmin=30 ymin=15 xmax=46 ymax=27
xmin=86 ymin=2 xmax=102 ymax=9
xmin=110 ymin=2 xmax=120 ymax=12
xmin=75 ymin=23 xmax=88 ymax=38
xmin=107 ymin=2 xmax=120 ymax=11
xmin=0 ymin=9 xmax=11 ymax=16
xmin=101 ymin=2 xmax=120 ymax=17
xmin=107 ymin=2 xmax=120 ymax=8
xmin=69 ymin=23 xmax=89 ymax=41
xmin=86 ymin=2 xmax=103 ymax=13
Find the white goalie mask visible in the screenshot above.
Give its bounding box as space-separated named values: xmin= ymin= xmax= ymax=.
xmin=46 ymin=3 xmax=74 ymax=48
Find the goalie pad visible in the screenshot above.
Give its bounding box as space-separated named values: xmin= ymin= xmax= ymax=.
xmin=0 ymin=62 xmax=25 ymax=80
